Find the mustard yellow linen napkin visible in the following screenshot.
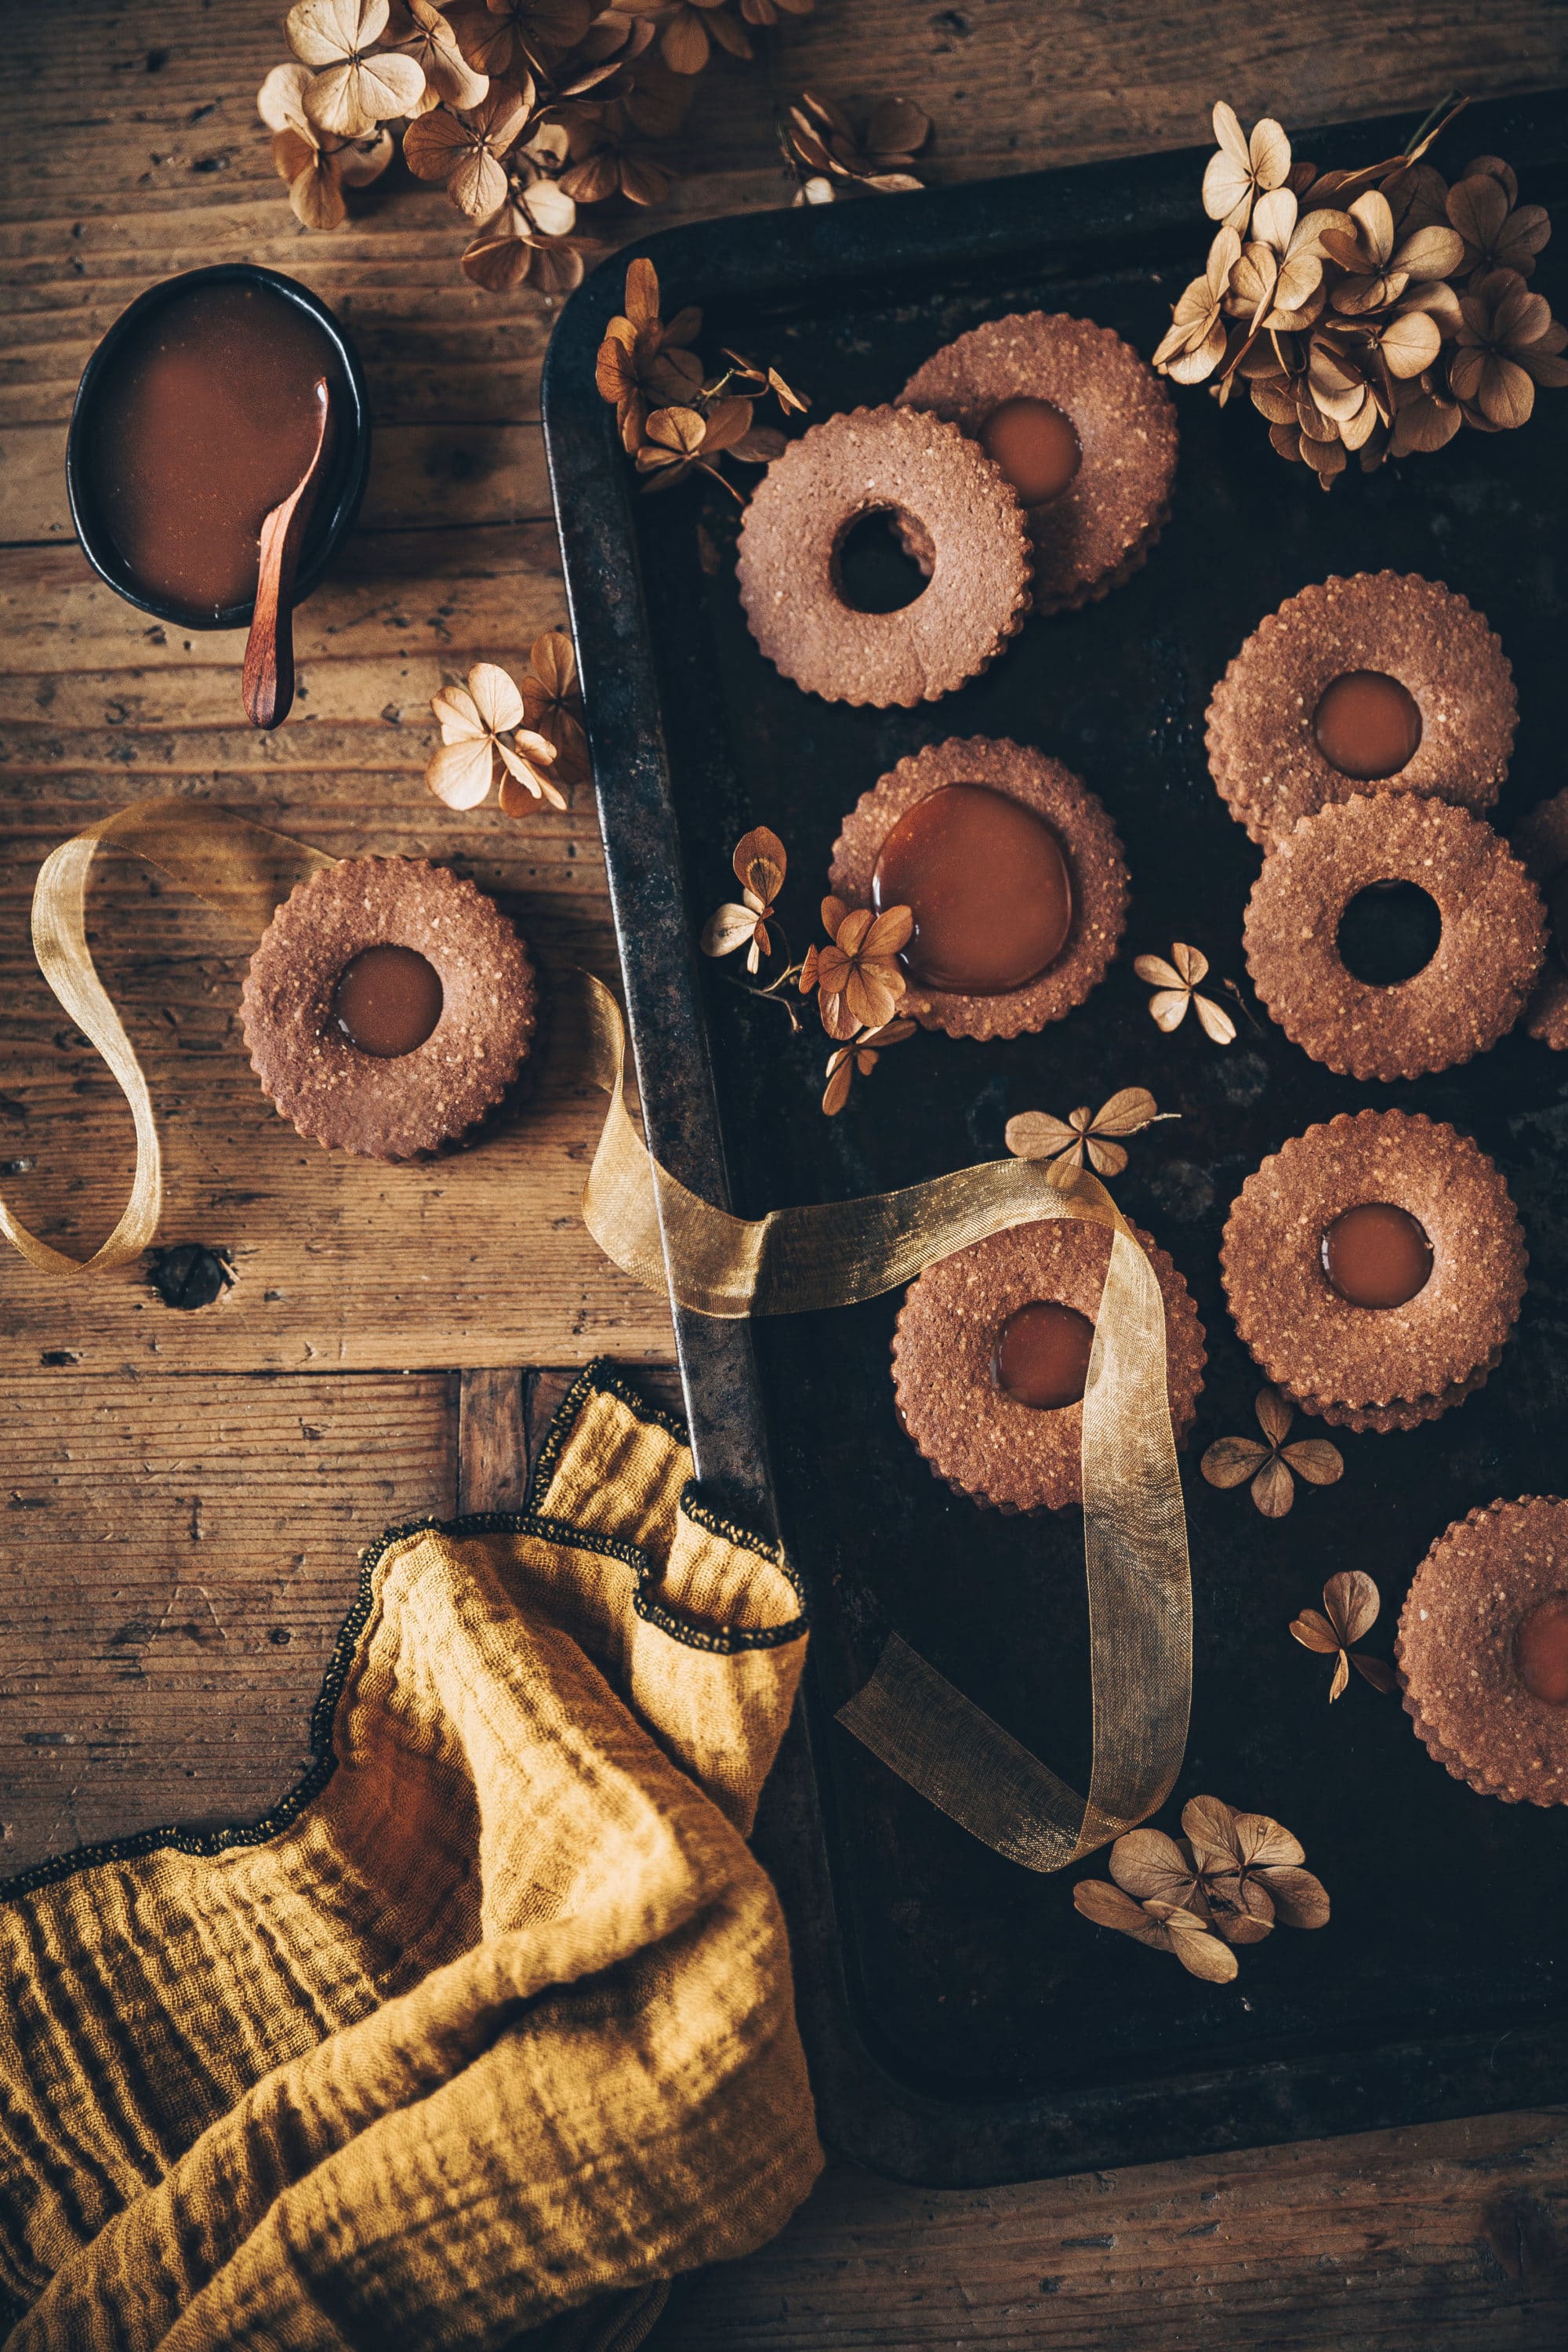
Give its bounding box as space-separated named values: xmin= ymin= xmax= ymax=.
xmin=0 ymin=1366 xmax=822 ymax=2350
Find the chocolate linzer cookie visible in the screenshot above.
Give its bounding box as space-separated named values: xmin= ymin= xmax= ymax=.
xmin=828 ymin=737 xmax=1129 ymax=1040
xmin=734 ymin=405 xmax=1031 ymax=706
xmin=241 ymin=857 xmax=536 ymax=1160
xmin=1397 ymin=1496 xmax=1568 ymax=1804
xmin=893 ymin=1215 xmax=1206 ymax=1512
xmin=1514 ymin=786 xmax=1568 ymax=1051
xmin=1206 ymin=573 xmax=1517 ymax=845
xmin=896 ymin=313 xmax=1178 ymax=613
xmin=1243 ymin=794 xmax=1544 ymax=1080
xmin=1221 ymin=1111 xmax=1526 ymax=1429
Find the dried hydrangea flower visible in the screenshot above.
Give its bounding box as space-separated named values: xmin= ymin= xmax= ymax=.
xmin=426 ymin=662 xmax=564 ymax=813
xmin=461 ymin=188 xmax=583 ymax=293
xmin=519 ymin=630 xmax=590 ymax=785
xmin=813 ymin=900 xmax=912 ymax=1040
xmin=1291 ymin=1570 xmax=1399 ymax=1701
xmin=1134 ymin=942 xmax=1237 ymax=1044
xmin=455 ymin=0 xmax=593 ymax=83
xmin=403 ymin=84 xmax=533 ymax=217
xmin=285 ymin=0 xmax=426 ymax=139
xmin=620 ymin=0 xmax=755 ymax=74
xmin=1201 ymin=102 xmax=1290 ymax=234
xmin=1157 ymin=96 xmax=1563 ymax=484
xmin=785 ymin=89 xmax=931 ymax=198
xmin=387 ymin=0 xmax=489 ymax=113
xmin=701 ymin=826 xmax=787 ymax=975
xmin=595 ymin=259 xmax=705 ymax=449
xmin=260 ymin=64 xmax=395 ymax=229
xmin=1004 ymin=1089 xmax=1166 ymax=1186
xmin=1152 ymin=227 xmax=1243 ymax=382
xmin=1450 ymin=267 xmax=1568 ymax=429
xmin=1073 ymin=1878 xmax=1239 ymax=1983
xmin=1181 ymin=1796 xmax=1330 ymax=1931
xmin=1086 ymin=1794 xmax=1330 ymax=1964
xmin=1447 ymin=158 xmax=1551 ymax=279
xmin=1202 ymin=1388 xmax=1343 ymax=1519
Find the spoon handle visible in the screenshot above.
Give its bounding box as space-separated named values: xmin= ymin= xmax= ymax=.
xmin=242 ymin=378 xmax=332 ymax=731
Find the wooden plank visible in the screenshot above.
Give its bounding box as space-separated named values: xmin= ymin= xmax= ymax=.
xmin=0 ymin=526 xmax=568 ymax=672
xmin=0 ymin=1361 xmax=687 ymax=1878
xmin=457 ymin=1367 xmax=528 ymax=1516
xmin=0 ymin=546 xmax=677 ymax=1368
xmin=1 ymin=418 xmax=549 ymax=543
xmin=0 ymin=1367 xmax=457 ymax=1873
xmin=681 ymin=2118 xmax=1568 ymax=2350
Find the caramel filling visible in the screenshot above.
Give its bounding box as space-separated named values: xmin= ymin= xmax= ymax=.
xmin=992 ymin=1300 xmax=1096 ymax=1410
xmin=871 ymin=783 xmax=1073 ymax=994
xmin=1321 ymin=1201 xmax=1433 ymax=1310
xmin=978 ymin=396 xmax=1081 ymax=505
xmin=333 ymin=945 xmax=444 ymax=1058
xmin=1514 ymin=1595 xmax=1568 ymax=1707
xmin=1312 ymin=670 xmax=1423 ymax=782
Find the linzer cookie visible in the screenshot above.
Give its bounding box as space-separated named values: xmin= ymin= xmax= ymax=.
xmin=241 ymin=857 xmax=536 ymax=1160
xmin=733 ymin=405 xmax=1030 ymax=706
xmin=1397 ymin=1497 xmax=1568 ymax=1805
xmin=1243 ymin=794 xmax=1545 ymax=1080
xmin=1206 ymin=574 xmax=1517 ymax=846
xmin=828 ymin=737 xmax=1128 ymax=1040
xmin=1221 ymin=1110 xmax=1526 ymax=1433
xmin=1514 ymin=786 xmax=1568 ymax=1050
xmin=895 ymin=313 xmax=1177 ymax=613
xmin=892 ymin=1218 xmax=1206 ymax=1512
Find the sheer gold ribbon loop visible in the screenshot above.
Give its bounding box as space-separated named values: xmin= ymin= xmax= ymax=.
xmin=0 ymin=800 xmax=330 ymax=1277
xmin=518 ymin=970 xmax=1191 ymax=1864
xmin=2 ymin=800 xmax=1191 ymax=1867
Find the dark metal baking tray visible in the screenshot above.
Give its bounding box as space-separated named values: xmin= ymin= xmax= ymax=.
xmin=542 ymin=91 xmax=1568 ymax=2187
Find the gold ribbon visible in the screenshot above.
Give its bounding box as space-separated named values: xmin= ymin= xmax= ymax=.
xmin=0 ymin=798 xmax=1191 ymax=1867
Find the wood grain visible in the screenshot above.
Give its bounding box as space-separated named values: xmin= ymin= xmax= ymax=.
xmin=677 ymin=2113 xmax=1568 ymax=2350
xmin=0 ymin=1369 xmax=456 ymax=1869
xmin=3 ymin=3 xmax=1567 ymax=2345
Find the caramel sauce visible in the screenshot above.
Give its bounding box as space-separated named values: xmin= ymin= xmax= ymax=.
xmin=333 ymin=946 xmax=445 ymax=1058
xmin=871 ymin=784 xmax=1073 ymax=994
xmin=84 ymin=281 xmax=346 ymax=618
xmin=978 ymin=397 xmax=1082 ymax=504
xmin=1321 ymin=1201 xmax=1433 ymax=1310
xmin=1312 ymin=670 xmax=1423 ymax=782
xmin=992 ymin=1301 xmax=1097 ymax=1410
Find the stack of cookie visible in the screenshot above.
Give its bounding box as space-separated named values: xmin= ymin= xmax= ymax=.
xmin=735 ymin=312 xmax=1178 ymax=706
xmin=1210 ymin=572 xmax=1547 ymax=1082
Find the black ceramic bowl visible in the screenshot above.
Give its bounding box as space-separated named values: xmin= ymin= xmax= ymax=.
xmin=65 ymin=262 xmax=372 ymax=630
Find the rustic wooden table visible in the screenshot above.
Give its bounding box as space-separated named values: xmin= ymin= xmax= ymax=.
xmin=3 ymin=5 xmax=1566 ymax=2344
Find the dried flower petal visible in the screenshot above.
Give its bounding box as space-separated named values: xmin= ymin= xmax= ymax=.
xmin=1250 ymin=1454 xmax=1296 ymax=1518
xmin=701 ymin=902 xmax=762 ymax=957
xmin=1324 ymin=1568 xmax=1380 ymax=1646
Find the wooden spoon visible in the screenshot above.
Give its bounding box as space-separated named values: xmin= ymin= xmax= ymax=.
xmin=242 ymin=376 xmax=333 ymax=731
